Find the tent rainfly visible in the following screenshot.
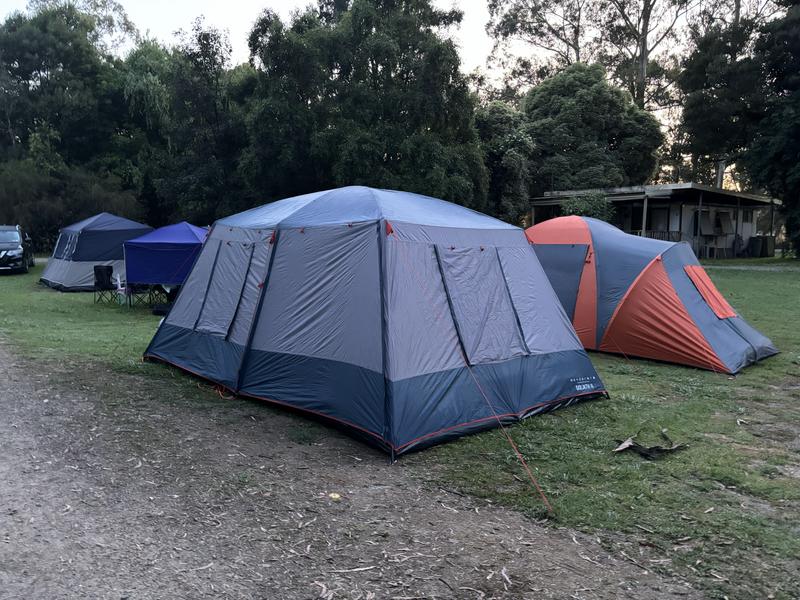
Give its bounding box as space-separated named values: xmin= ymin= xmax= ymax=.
xmin=41 ymin=212 xmax=152 ymax=291
xmin=526 ymin=216 xmax=778 ymax=373
xmin=124 ymin=222 xmax=208 ymax=286
xmin=145 ymin=186 xmax=606 ymax=455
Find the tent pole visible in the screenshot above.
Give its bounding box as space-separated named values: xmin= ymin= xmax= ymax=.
xmin=377 ymin=220 xmax=394 ymax=462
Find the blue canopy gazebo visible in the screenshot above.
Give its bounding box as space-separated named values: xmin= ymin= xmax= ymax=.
xmin=124 ymin=222 xmax=207 ymax=286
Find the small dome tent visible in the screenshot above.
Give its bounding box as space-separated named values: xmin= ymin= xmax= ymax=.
xmin=41 ymin=212 xmax=152 ymax=291
xmin=526 ymin=216 xmax=777 ymax=373
xmin=124 ymin=222 xmax=208 ymax=286
xmin=145 ymin=187 xmax=605 ymax=455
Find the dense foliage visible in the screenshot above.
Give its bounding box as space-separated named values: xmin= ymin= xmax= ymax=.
xmin=560 ymin=191 xmax=617 ymax=221
xmin=521 ymin=63 xmax=663 ymax=193
xmin=742 ymin=0 xmax=800 ymax=254
xmin=679 ymin=0 xmax=799 ymax=253
xmin=244 ymin=0 xmax=488 ymax=210
xmin=0 ymin=0 xmax=796 ymax=250
xmin=0 ymin=0 xmax=664 ymax=245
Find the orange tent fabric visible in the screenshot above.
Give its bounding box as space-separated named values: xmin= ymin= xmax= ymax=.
xmin=527 ymin=216 xmax=778 ymax=373
xmin=684 ymin=266 xmax=737 ymax=319
xmin=599 ymin=258 xmax=729 ymax=372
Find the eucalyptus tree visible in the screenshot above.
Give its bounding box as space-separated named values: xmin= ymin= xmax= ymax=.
xmin=244 ymin=0 xmax=489 ymax=210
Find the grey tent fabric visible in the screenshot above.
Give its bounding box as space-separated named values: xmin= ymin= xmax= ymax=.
xmin=145 ymin=186 xmax=606 ymax=454
xmin=41 ymin=212 xmax=151 ymax=291
xmin=437 ymin=246 xmax=528 ymax=365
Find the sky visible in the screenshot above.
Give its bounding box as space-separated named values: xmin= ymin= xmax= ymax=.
xmin=0 ymin=0 xmax=497 ymax=72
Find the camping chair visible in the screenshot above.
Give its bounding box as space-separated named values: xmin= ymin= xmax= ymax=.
xmin=128 ymin=283 xmax=151 ymax=308
xmin=114 ymin=273 xmax=130 ymax=307
xmin=93 ymin=266 xmax=116 ymax=304
xmin=147 ymin=285 xmax=169 ymax=307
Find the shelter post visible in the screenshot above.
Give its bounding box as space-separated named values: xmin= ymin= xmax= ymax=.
xmin=770 ymin=201 xmax=775 ymax=236
xmin=696 ymin=191 xmax=704 ymax=255
xmin=641 ymin=195 xmax=648 ymax=236
xmin=735 ymin=197 xmax=741 ymax=256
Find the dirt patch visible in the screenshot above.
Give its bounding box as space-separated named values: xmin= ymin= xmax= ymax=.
xmin=0 ymin=342 xmax=699 ymax=599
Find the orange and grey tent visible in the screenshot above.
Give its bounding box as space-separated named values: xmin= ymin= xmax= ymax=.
xmin=526 ymin=216 xmax=777 ymax=374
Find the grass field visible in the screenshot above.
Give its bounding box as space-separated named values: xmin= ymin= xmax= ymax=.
xmin=1 ymin=261 xmax=799 ymax=598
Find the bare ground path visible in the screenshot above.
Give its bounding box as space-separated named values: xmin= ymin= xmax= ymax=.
xmin=0 ymin=343 xmax=699 ymax=599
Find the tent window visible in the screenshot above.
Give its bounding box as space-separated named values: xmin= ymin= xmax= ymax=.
xmin=684 ymin=266 xmax=736 ymax=319
xmin=53 ymin=233 xmax=78 ymax=260
xmin=53 ymin=234 xmax=69 ymax=259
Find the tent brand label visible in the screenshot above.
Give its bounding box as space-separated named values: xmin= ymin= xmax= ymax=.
xmin=570 ymin=375 xmax=600 ymax=392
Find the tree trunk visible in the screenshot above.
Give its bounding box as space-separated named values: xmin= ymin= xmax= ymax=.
xmin=635 ymin=0 xmax=653 ymax=108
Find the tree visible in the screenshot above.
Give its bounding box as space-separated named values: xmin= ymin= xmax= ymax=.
xmin=0 ymin=3 xmax=141 ymax=243
xmin=244 ymin=0 xmax=489 ymax=210
xmin=123 ymin=39 xmax=172 ymax=136
xmin=159 ymin=18 xmax=252 ymax=223
xmin=675 ymin=1 xmax=781 ymax=184
xmin=26 ymin=0 xmax=139 ymax=52
xmin=678 ymin=22 xmax=765 ymax=184
xmin=0 ymin=4 xmax=108 ymax=161
xmin=487 ymin=0 xmax=599 ymax=66
xmin=560 ymin=191 xmax=616 ymax=220
xmin=476 ymin=101 xmax=536 ymax=224
xmin=742 ymin=0 xmax=800 ymax=254
xmin=487 ymin=0 xmax=692 ymax=109
xmin=598 ymin=0 xmax=691 ymax=108
xmin=522 ymin=63 xmax=663 ymax=193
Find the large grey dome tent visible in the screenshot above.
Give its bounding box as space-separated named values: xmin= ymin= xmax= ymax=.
xmin=145 ymin=187 xmax=605 ymax=455
xmin=41 ymin=212 xmax=152 ymax=291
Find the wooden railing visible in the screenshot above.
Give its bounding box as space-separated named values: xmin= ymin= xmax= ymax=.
xmin=627 ymin=230 xmax=685 ymax=242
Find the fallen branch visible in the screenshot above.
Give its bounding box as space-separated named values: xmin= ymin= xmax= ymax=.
xmin=613 ymin=430 xmax=687 ymax=460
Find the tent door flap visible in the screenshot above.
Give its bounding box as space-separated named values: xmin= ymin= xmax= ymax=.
xmin=195 ymin=241 xmax=254 ymax=336
xmin=434 ymin=245 xmax=527 ymax=366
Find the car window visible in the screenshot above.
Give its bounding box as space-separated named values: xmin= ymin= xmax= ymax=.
xmin=0 ymin=231 xmax=21 ymax=243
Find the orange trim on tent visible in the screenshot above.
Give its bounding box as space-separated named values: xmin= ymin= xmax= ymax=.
xmin=600 ymin=254 xmax=662 ymax=343
xmin=526 ymin=216 xmax=597 ymax=349
xmin=572 ymin=247 xmax=597 ymax=349
xmin=599 ymin=258 xmax=730 ymax=373
xmin=525 ymin=215 xmax=592 ymax=245
xmin=684 ymin=265 xmax=737 ymax=319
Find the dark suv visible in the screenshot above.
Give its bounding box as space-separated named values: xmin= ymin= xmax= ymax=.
xmin=0 ymin=225 xmax=35 ymax=273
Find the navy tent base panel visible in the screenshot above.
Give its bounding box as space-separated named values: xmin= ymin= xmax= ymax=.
xmin=388 ymin=391 xmax=605 ymax=456
xmin=39 ymin=279 xmax=92 ymax=292
xmin=585 ymin=341 xmax=778 ymax=375
xmin=145 ymin=324 xmax=606 ymax=456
